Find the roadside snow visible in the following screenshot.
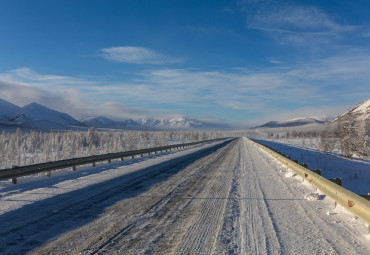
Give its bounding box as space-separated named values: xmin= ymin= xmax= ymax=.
xmin=255 ymin=139 xmax=370 ymax=194
xmin=284 ymin=171 xmax=296 ymax=178
xmin=0 ymin=141 xmax=222 ymax=216
xmin=1 ymin=138 xmax=369 ymax=254
xmin=305 ymin=193 xmax=325 ymax=201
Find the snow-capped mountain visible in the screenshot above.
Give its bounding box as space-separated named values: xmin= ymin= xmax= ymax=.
xmin=332 ymin=98 xmax=370 ymax=123
xmin=0 ymin=98 xmax=230 ymax=131
xmin=82 ymin=116 xmax=229 ymax=131
xmin=81 ymin=116 xmax=150 ymax=130
xmin=0 ymin=99 xmax=86 ymax=130
xmin=137 ymin=117 xmax=230 ymax=130
xmin=258 ymin=117 xmax=325 ymax=128
xmin=0 ymin=98 xmax=20 ymax=119
xmin=10 ymin=102 xmax=83 ymax=127
xmin=81 ymin=116 xmax=119 ymax=128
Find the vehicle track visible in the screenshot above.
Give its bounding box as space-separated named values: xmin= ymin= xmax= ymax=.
xmin=0 ymin=139 xmax=233 ymax=254
xmin=2 ymin=138 xmax=369 ymax=254
xmin=29 ymin=139 xmax=238 ymax=255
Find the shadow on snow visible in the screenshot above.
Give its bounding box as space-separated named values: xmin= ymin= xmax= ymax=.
xmin=0 ymin=139 xmax=234 ymax=254
xmin=254 ymin=139 xmax=370 ymax=195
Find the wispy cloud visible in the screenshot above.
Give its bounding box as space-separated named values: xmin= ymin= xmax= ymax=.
xmin=0 ymin=68 xmax=148 ymax=120
xmin=249 ymin=5 xmax=354 ymax=33
xmin=1 ymin=48 xmax=369 ymax=125
xmin=269 ymin=58 xmax=283 ymax=64
xmin=98 ymin=46 xmax=181 ymax=64
xmin=0 ymin=67 xmax=94 ymax=90
xmin=242 ymin=2 xmax=357 ymax=47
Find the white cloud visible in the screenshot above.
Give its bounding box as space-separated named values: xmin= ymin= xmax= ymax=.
xmin=250 ymin=6 xmax=353 ymax=32
xmin=0 ymin=68 xmax=148 ymax=120
xmin=269 ymin=58 xmax=283 ymax=64
xmin=98 ymin=46 xmax=181 ymax=64
xmin=243 ymin=3 xmax=357 ymax=47
xmin=0 ymin=67 xmax=94 ymax=91
xmin=1 ymin=48 xmax=369 ymax=125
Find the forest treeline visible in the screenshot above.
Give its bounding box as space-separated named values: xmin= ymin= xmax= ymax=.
xmin=0 ymin=129 xmax=223 ymax=169
xmin=267 ymin=111 xmax=370 ymax=158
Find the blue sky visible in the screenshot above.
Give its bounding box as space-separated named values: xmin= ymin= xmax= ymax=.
xmin=0 ymin=0 xmax=370 ymax=127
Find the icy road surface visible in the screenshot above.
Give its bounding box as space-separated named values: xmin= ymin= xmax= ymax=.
xmin=0 ymin=138 xmax=369 ymax=254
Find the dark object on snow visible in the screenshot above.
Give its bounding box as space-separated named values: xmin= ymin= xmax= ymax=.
xmin=328 ymin=178 xmax=342 ymax=186
xmin=312 ymin=169 xmax=321 ymax=176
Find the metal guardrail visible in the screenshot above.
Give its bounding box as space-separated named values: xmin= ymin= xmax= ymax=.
xmin=248 ymin=138 xmax=370 ymax=234
xmin=0 ymin=138 xmax=228 ymax=184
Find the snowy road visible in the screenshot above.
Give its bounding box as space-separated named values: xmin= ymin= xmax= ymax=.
xmin=1 ymin=138 xmax=369 ymax=254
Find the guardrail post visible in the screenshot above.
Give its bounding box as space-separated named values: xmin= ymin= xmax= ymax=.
xmin=312 ymin=169 xmax=321 ymax=176
xmin=300 ymin=163 xmax=308 ymax=168
xmin=0 ymin=138 xmax=225 ymax=185
xmin=249 ymin=138 xmax=370 ymax=233
xmin=328 ymin=178 xmax=342 ymax=186
xmin=359 ymin=193 xmax=370 ymax=201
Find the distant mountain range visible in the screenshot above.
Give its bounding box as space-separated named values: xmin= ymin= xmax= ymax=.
xmin=0 ymin=100 xmax=86 ymax=130
xmin=256 ymin=98 xmax=370 ymax=129
xmin=258 ymin=117 xmax=325 ymax=128
xmin=136 ymin=117 xmax=231 ymax=131
xmin=81 ymin=116 xmax=150 ymax=130
xmin=82 ymin=116 xmax=230 ymax=131
xmin=0 ymin=98 xmax=230 ymax=131
xmin=3 ymin=97 xmax=367 ymax=132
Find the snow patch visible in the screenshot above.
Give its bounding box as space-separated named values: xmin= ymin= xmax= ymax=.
xmin=305 ymin=193 xmax=325 ymax=201
xmin=285 ymin=171 xmax=296 ymax=178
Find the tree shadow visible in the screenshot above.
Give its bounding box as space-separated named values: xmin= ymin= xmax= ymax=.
xmin=0 ymin=139 xmax=234 ymax=254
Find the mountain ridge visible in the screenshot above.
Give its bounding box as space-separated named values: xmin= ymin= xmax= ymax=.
xmin=331 ymin=99 xmax=370 ymax=123
xmin=9 ymin=102 xmax=84 ymax=127
xmin=136 ymin=117 xmax=231 ymax=131
xmin=0 ymin=98 xmax=230 ymax=131
xmin=0 ymin=98 xmax=21 ymax=119
xmin=258 ymin=117 xmax=325 ymax=128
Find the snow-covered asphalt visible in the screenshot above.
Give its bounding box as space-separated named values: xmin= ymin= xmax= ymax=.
xmin=0 ymin=138 xmax=369 ymax=254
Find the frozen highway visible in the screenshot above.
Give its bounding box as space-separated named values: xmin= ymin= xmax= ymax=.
xmin=0 ymin=138 xmax=369 ymax=254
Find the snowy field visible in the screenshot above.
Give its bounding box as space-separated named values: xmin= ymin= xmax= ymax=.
xmin=0 ymin=138 xmax=369 ymax=254
xmin=255 ymin=138 xmax=370 ymax=195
